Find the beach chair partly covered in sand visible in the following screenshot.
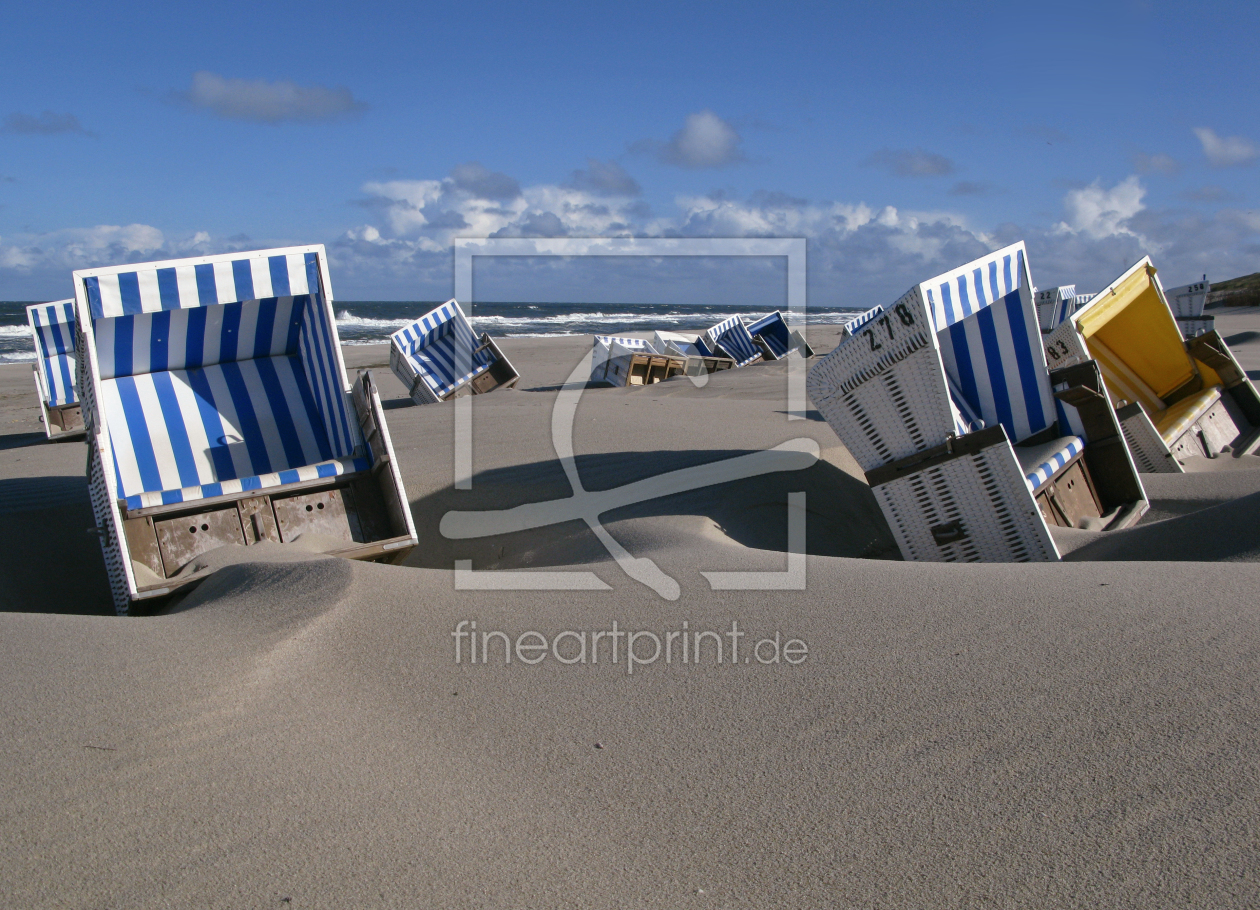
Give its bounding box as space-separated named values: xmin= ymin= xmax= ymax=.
xmin=1164 ymin=278 xmax=1213 ymax=339
xmin=745 ymin=311 xmax=813 ymax=360
xmin=589 ymin=335 xmax=689 ymax=387
xmin=695 ymin=315 xmax=763 ymax=367
xmin=74 ymin=246 xmax=418 ymax=613
xmin=389 ymin=299 xmax=518 ymax=405
xmin=649 ymin=330 xmax=736 ymax=377
xmin=26 ymin=300 xmax=84 ymax=438
xmin=1043 ymin=260 xmax=1260 ymax=473
xmin=807 ymin=241 xmax=1147 ymax=563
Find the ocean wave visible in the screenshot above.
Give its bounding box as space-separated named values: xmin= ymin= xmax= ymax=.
xmin=0 ymin=324 xmax=31 ymax=337
xmin=0 ymin=351 xmax=36 ymax=363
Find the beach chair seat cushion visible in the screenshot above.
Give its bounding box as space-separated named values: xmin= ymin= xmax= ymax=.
xmin=1152 ymin=387 xmax=1222 ymax=445
xmin=1015 ymin=435 xmax=1084 ymax=493
xmin=101 ymin=353 xmax=363 ymax=510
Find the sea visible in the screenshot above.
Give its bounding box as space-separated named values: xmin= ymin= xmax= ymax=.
xmin=0 ymin=300 xmax=863 ymax=364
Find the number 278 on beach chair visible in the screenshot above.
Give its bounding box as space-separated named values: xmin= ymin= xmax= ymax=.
xmin=74 ymin=245 xmax=418 ymax=614
xmin=807 ymin=241 xmax=1148 ymax=562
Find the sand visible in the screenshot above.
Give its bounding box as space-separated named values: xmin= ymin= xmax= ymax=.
xmin=1 ymin=311 xmax=1258 ymax=907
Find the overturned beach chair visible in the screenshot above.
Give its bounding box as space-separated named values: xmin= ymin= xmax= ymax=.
xmin=73 ymin=246 xmax=418 ymax=614
xmin=1043 ymin=260 xmax=1259 ymax=473
xmin=745 ymin=311 xmax=813 ymax=359
xmin=807 ymin=241 xmax=1147 ymax=562
xmin=695 ymin=315 xmax=763 ymax=367
xmin=589 ymin=336 xmax=688 ymax=387
xmin=1165 ymin=278 xmax=1213 ymax=339
xmin=26 ymin=300 xmax=84 ymax=439
xmin=649 ymin=330 xmax=736 ymax=377
xmin=389 ymin=299 xmax=519 ymax=405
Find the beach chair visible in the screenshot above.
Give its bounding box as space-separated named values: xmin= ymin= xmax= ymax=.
xmin=589 ymin=335 xmax=687 ymax=387
xmin=73 ymin=246 xmax=418 ymax=614
xmin=1164 ymin=279 xmax=1213 ymax=339
xmin=1034 ymin=286 xmax=1078 ymax=334
xmin=26 ymin=300 xmax=84 ymax=439
xmin=807 ymin=241 xmax=1147 ymax=563
xmin=744 ymin=311 xmax=814 ymax=359
xmin=1043 ymin=259 xmax=1260 ymax=473
xmin=650 ymin=330 xmax=737 ymax=376
xmin=388 ymin=299 xmax=519 ymax=405
xmin=695 ymin=315 xmax=763 ymax=367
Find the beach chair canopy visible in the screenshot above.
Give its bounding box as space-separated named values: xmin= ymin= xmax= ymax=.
xmin=744 ymin=310 xmax=811 ymax=359
xmin=651 ymin=330 xmax=702 ymax=357
xmin=1035 ymin=286 xmax=1077 ymax=333
xmin=696 ymin=315 xmax=761 ymax=366
xmin=27 ymin=300 xmax=77 ymax=407
xmin=76 ymin=247 xmax=369 ymax=511
xmin=390 ymin=300 xmax=498 ymax=401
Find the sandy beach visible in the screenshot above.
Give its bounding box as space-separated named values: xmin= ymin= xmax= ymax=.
xmin=2 ymin=308 xmax=1259 ymax=907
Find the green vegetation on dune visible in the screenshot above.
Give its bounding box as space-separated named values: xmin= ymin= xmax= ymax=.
xmin=1211 ymin=272 xmax=1260 ymax=294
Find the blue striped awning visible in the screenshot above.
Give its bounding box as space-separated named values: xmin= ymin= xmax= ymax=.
xmin=700 ymin=316 xmax=760 ymax=366
xmin=27 ymin=300 xmax=77 ymax=407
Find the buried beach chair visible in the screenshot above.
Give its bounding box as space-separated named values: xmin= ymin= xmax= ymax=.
xmin=73 ymin=245 xmax=418 ymax=614
xmin=744 ymin=311 xmax=813 ymax=360
xmin=650 ymin=330 xmax=737 ymax=377
xmin=26 ymin=300 xmax=84 ymax=439
xmin=589 ymin=335 xmax=687 ymax=387
xmin=1043 ymin=259 xmax=1260 ymax=473
xmin=807 ymin=241 xmax=1148 ymax=563
xmin=1165 ymin=278 xmax=1213 ymax=339
xmin=389 ymin=299 xmax=519 ymax=405
xmin=695 ymin=315 xmax=763 ymax=367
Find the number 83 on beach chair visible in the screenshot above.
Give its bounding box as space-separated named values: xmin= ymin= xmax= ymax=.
xmin=806 ymin=241 xmax=1149 ymax=563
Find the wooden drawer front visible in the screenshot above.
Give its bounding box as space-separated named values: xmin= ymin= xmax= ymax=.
xmin=155 ymin=507 xmax=246 ymax=575
xmin=1035 ymin=460 xmax=1102 ymax=529
xmin=273 ymin=487 xmax=361 ymax=545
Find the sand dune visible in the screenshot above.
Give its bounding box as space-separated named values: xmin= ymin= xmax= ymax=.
xmin=1 ymin=315 xmax=1259 ymax=906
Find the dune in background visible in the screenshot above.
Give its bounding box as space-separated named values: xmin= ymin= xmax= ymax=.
xmin=1 ymin=314 xmax=1259 ymax=907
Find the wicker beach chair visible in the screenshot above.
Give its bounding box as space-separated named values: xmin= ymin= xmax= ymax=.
xmin=695 ymin=315 xmax=763 ymax=367
xmin=649 ymin=330 xmax=737 ymax=377
xmin=73 ymin=245 xmax=418 ymax=614
xmin=590 ymin=335 xmax=688 ymax=387
xmin=1043 ymin=260 xmax=1259 ymax=473
xmin=389 ymin=299 xmax=519 ymax=405
xmin=26 ymin=300 xmax=84 ymax=439
xmin=744 ymin=311 xmax=814 ymax=359
xmin=1164 ymin=278 xmax=1213 ymax=339
xmin=807 ymin=241 xmax=1148 ymax=563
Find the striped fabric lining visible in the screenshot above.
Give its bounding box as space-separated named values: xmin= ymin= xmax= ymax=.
xmin=122 ymin=456 xmax=370 ymax=510
xmin=83 ymin=252 xmax=316 ymax=319
xmin=701 ymin=316 xmax=760 ymax=366
xmin=937 ymin=288 xmax=1055 ymax=445
xmin=746 ymin=311 xmax=790 ymax=358
xmin=843 ymin=304 xmax=885 ymax=337
xmin=391 ymin=302 xmax=494 ymax=398
xmin=923 ymin=245 xmax=1025 ymax=332
xmin=1153 ymin=388 xmax=1222 ymax=445
xmin=27 ymin=301 xmax=77 ymax=406
xmin=1019 ymin=436 xmax=1084 ymax=493
xmin=101 ymin=354 xmax=349 ymax=504
xmin=946 ymin=375 xmax=985 ymax=436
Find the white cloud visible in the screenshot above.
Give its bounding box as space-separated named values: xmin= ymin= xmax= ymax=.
xmin=179 ymin=71 xmax=367 ymax=124
xmin=1193 ymin=127 xmax=1258 ymax=168
xmin=635 ymin=110 xmax=745 ymax=169
xmin=1058 ymin=176 xmax=1148 ymax=243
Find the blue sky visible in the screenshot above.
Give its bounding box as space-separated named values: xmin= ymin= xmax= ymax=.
xmin=1 ymin=0 xmax=1257 ymax=305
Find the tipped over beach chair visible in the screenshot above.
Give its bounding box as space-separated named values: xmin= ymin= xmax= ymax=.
xmin=1043 ymin=260 xmax=1259 ymax=472
xmin=649 ymin=330 xmax=736 ymax=377
xmin=695 ymin=315 xmax=763 ymax=367
xmin=26 ymin=300 xmax=84 ymax=438
xmin=807 ymin=241 xmax=1147 ymax=563
xmin=745 ymin=311 xmax=813 ymax=359
xmin=74 ymin=245 xmax=418 ymax=614
xmin=589 ymin=335 xmax=687 ymax=387
xmin=1164 ymin=278 xmax=1213 ymax=339
xmin=389 ymin=299 xmax=518 ymax=405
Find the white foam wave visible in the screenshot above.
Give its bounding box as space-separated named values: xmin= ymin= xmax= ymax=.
xmin=0 ymin=324 xmax=31 ymax=337
xmin=0 ymin=351 xmax=36 ymax=363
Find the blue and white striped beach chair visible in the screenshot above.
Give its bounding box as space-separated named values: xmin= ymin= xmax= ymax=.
xmin=807 ymin=241 xmax=1148 ymax=562
xmin=26 ymin=300 xmax=84 ymax=438
xmin=649 ymin=331 xmax=737 ymax=377
xmin=695 ymin=316 xmax=763 ymax=367
xmin=1042 ymin=260 xmax=1258 ymax=473
xmin=73 ymin=245 xmax=418 ymax=614
xmin=389 ymin=300 xmax=519 ymax=405
xmin=744 ymin=311 xmax=813 ymax=360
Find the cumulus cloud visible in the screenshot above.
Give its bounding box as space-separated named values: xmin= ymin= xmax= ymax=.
xmin=1194 ymin=127 xmax=1258 ymax=168
xmin=178 ymin=71 xmax=367 ymax=123
xmin=635 ymin=110 xmax=745 ymax=169
xmin=449 ymin=162 xmax=521 ymax=201
xmin=1058 ymin=176 xmax=1147 ymax=242
xmin=1 ymin=111 xmax=93 ymax=136
xmin=862 ymin=148 xmax=955 ymax=177
xmin=1132 ymin=152 xmax=1179 ymax=175
xmin=565 ymin=158 xmax=641 ymax=196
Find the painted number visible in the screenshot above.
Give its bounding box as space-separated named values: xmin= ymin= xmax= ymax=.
xmin=1046 ymin=340 xmax=1069 ymax=361
xmin=894 ymin=303 xmax=914 ymax=326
